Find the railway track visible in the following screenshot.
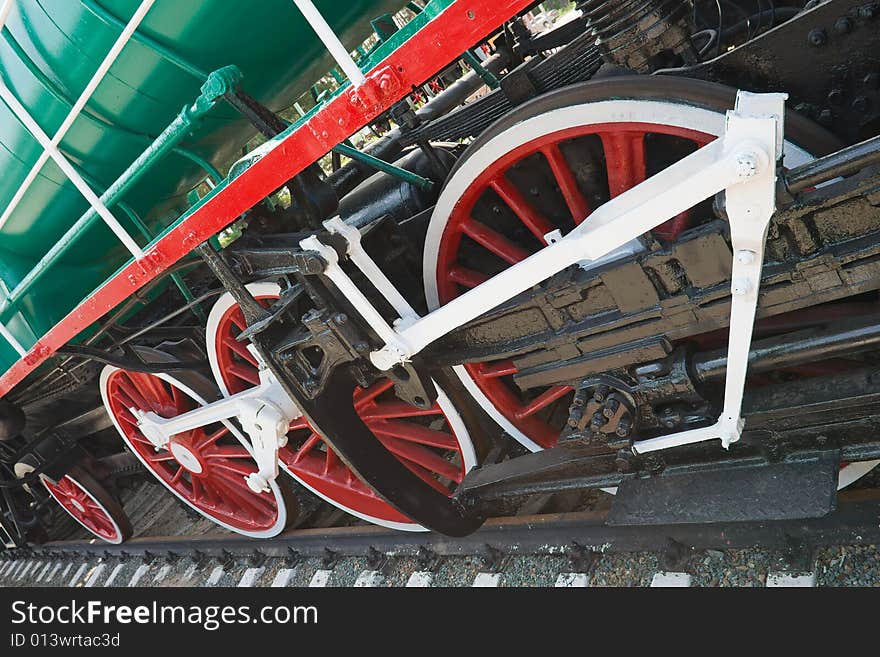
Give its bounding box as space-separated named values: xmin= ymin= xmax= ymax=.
xmin=4 ymin=486 xmax=879 ymax=587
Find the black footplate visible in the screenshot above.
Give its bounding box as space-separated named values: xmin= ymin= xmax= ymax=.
xmin=607 ymin=451 xmax=840 ymax=526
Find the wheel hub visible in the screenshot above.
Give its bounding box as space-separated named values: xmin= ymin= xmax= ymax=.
xmin=168 ymin=439 xmax=204 ymax=474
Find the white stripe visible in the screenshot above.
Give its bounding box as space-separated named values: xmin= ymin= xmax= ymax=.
xmin=35 ymin=562 xmax=52 ymax=582
xmin=555 ymin=573 xmax=590 ymax=587
xmin=84 ymin=564 xmax=106 ymax=587
xmin=472 ymin=572 xmax=502 ymax=587
xmin=0 ymin=0 xmax=157 ymax=231
xmin=153 ymin=565 xmax=171 ymax=583
xmin=270 ymin=568 xmax=295 ymax=588
xmin=60 ymin=563 xmax=73 ymax=580
xmin=766 ymin=572 xmax=816 ymax=587
xmin=103 ymin=564 xmax=125 ymax=587
xmin=45 ymin=562 xmax=63 ymax=583
xmin=205 ymin=566 xmax=225 ymax=587
xmin=69 ymin=563 xmax=88 ymax=587
xmin=0 ymin=322 xmax=25 ymax=356
xmin=353 ymin=570 xmax=384 ymax=587
xmin=17 ymin=560 xmax=34 ymax=580
xmin=406 ymin=571 xmax=434 ymax=587
xmin=128 ymin=564 xmax=149 ymax=587
xmin=0 ymin=560 xmax=15 ymax=577
xmin=650 ymin=572 xmax=692 ymax=587
xmin=6 ymin=561 xmax=22 ymax=578
xmin=238 ymin=567 xmax=265 ymax=588
xmin=308 ymin=569 xmax=332 ymax=587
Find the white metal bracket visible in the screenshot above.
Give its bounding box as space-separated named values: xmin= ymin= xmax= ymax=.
xmin=135 ymin=349 xmax=301 ymax=493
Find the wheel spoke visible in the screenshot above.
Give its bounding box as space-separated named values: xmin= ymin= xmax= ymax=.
xmin=222 ymin=334 xmax=259 ymax=366
xmin=514 ymin=385 xmax=573 ymax=420
xmin=376 ymin=436 xmax=461 ymax=482
xmin=115 ymin=378 xmax=149 ymax=412
xmin=399 ymin=459 xmax=452 ymax=493
xmin=599 ymin=131 xmax=647 ymax=197
xmin=205 ymin=444 xmax=252 ymax=459
xmin=291 ymin=433 xmax=322 ymax=463
xmin=146 ymin=452 xmax=176 ymax=463
xmin=194 ymin=426 xmax=229 ymax=451
xmin=228 ymin=309 xmax=246 ymax=331
xmin=227 ymin=362 xmax=260 ymax=386
xmin=324 ymin=447 xmax=341 ymax=476
xmin=353 ymin=378 xmax=395 ymax=409
xmin=489 ymin=175 xmax=555 ymax=243
xmin=476 ymin=359 xmax=518 ymax=379
xmin=212 ymin=471 xmax=276 ymax=519
xmin=210 ymin=459 xmax=255 ymax=477
xmin=360 ymin=401 xmax=443 ymax=420
xmin=461 ymin=218 xmax=529 ymax=265
xmin=541 ymin=143 xmax=592 ymax=223
xmin=370 ymin=420 xmax=457 ymax=450
xmin=447 ymin=265 xmax=489 ymax=289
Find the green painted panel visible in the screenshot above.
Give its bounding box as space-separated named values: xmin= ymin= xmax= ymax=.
xmin=0 ymin=0 xmax=417 ymax=374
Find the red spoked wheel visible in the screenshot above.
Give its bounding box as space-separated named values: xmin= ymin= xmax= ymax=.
xmin=423 ymin=79 xmax=819 ymax=454
xmin=206 ymin=282 xmax=477 ymax=531
xmin=99 ymin=365 xmax=289 ymax=538
xmin=41 ymin=467 xmax=132 ymax=544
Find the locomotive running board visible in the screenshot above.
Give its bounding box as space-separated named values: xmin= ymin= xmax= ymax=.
xmin=606 ymin=450 xmax=840 ymax=526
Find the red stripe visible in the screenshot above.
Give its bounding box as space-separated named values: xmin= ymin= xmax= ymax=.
xmin=0 ymin=0 xmax=533 ymax=396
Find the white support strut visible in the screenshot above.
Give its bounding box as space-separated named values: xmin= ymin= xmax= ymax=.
xmin=0 ymin=0 xmax=156 ymax=232
xmin=299 ymin=90 xmax=785 ymax=455
xmin=292 ymin=0 xmax=366 ymax=87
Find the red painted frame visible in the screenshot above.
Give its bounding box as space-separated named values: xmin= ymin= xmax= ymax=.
xmin=0 ymin=0 xmax=534 ymax=397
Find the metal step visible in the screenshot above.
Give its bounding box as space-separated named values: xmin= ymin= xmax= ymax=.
xmin=607 ymin=450 xmax=839 ymax=526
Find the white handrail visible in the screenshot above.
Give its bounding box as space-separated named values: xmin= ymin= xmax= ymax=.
xmin=292 ymin=0 xmax=366 ymax=87
xmin=0 ymin=0 xmax=155 ymax=232
xmin=0 ymin=0 xmax=12 ymax=31
xmin=0 ymin=79 xmax=144 ymax=259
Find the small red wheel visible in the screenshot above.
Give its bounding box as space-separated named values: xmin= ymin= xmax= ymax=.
xmin=206 ymin=282 xmax=477 ymax=531
xmin=42 ymin=466 xmax=132 ymax=544
xmin=100 ymin=365 xmax=289 ymax=538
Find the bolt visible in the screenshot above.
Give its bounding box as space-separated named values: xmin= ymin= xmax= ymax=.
xmin=827 ymin=88 xmax=845 ymax=107
xmin=818 ymin=108 xmax=834 ymax=125
xmin=834 ymin=16 xmax=853 ymax=33
xmin=852 ymin=96 xmax=870 ymax=113
xmin=864 ymin=72 xmax=880 ymax=90
xmin=354 ymin=341 xmax=370 ymax=353
xmin=736 ymin=249 xmax=756 ymax=265
xmin=590 ymin=411 xmax=607 ymax=430
xmin=603 ymin=398 xmax=620 ymax=419
xmin=593 ymin=385 xmax=610 ymax=403
xmin=860 ymin=3 xmax=879 ymax=19
xmin=616 ymin=415 xmax=632 ymax=437
xmin=732 ymin=278 xmax=752 ymax=296
xmin=734 ymin=151 xmax=760 ymax=178
xmin=807 ymin=28 xmax=827 ymax=46
xmin=333 ymin=313 xmax=347 ymax=325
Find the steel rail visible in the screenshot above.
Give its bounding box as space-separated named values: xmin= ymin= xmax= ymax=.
xmin=12 ymin=488 xmax=880 ymax=559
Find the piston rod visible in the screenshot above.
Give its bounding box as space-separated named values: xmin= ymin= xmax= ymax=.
xmin=692 ymin=312 xmax=880 ymax=382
